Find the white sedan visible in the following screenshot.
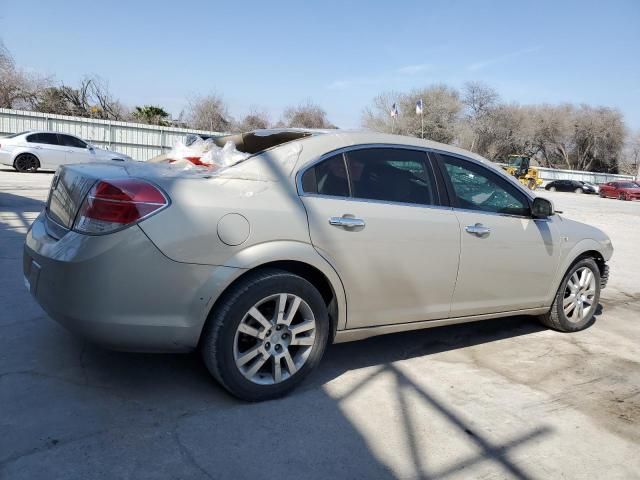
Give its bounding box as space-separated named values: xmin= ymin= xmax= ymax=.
xmin=0 ymin=130 xmax=131 ymax=172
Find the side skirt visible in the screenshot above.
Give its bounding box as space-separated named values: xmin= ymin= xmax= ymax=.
xmin=333 ymin=307 xmax=549 ymax=343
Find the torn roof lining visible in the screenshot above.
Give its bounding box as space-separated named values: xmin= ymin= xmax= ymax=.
xmin=210 ymin=129 xmax=327 ymax=155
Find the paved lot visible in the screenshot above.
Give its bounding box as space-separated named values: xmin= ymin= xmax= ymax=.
xmin=1 ymin=167 xmax=639 ymax=479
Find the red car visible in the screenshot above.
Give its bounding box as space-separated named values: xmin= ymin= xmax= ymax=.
xmin=599 ymin=181 xmax=640 ymax=201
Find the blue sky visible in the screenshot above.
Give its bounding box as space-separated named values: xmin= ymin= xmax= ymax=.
xmin=2 ymin=0 xmax=639 ymax=129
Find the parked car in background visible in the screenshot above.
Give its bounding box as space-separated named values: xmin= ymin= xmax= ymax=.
xmin=24 ymin=130 xmax=613 ymax=401
xmin=0 ymin=131 xmax=132 ymax=172
xmin=598 ymin=181 xmax=640 ymax=201
xmin=545 ymin=180 xmax=597 ymax=194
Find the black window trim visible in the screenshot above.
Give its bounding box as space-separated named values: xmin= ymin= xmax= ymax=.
xmin=57 ymin=133 xmax=88 ymax=149
xmin=296 ymin=144 xmax=447 ymax=209
xmin=431 ymin=150 xmax=536 ymax=219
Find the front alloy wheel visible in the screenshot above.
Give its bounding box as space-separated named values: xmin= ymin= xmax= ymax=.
xmin=200 ymin=269 xmax=329 ymax=401
xmin=562 ymin=267 xmax=597 ymax=323
xmin=538 ymin=257 xmax=601 ymax=332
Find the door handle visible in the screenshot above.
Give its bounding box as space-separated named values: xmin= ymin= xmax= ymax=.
xmin=329 ymin=216 xmax=366 ymax=228
xmin=465 ymin=223 xmax=491 ymax=237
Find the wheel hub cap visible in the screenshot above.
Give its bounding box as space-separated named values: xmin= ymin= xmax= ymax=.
xmin=563 ymin=266 xmax=597 ymax=323
xmin=233 ymin=293 xmax=316 ymax=385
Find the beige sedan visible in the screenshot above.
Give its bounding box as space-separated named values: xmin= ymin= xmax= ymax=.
xmin=24 ymin=130 xmax=612 ymax=401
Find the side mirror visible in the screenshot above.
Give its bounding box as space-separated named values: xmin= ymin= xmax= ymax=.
xmin=87 ymin=145 xmax=95 ymax=151
xmin=532 ymin=197 xmax=555 ymax=218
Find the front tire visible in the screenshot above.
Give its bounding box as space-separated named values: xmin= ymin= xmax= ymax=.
xmin=574 ymin=188 xmax=583 ymax=194
xmin=538 ymin=258 xmax=600 ymax=332
xmin=549 ymin=186 xmax=557 ymax=192
xmin=200 ymin=269 xmax=329 ymax=401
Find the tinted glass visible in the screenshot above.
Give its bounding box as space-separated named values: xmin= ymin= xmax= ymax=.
xmin=441 ymin=155 xmax=530 ymax=216
xmin=26 ymin=133 xmax=59 ymax=145
xmin=301 ymin=154 xmax=350 ymax=197
xmin=345 ymin=148 xmax=436 ymax=205
xmin=59 ymin=134 xmax=87 ymax=148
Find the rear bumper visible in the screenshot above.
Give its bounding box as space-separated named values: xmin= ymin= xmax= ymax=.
xmin=24 ymin=212 xmax=242 ymax=352
xmin=0 ymin=150 xmax=13 ymax=166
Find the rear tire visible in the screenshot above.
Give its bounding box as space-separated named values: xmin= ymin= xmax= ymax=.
xmin=538 ymin=257 xmax=600 ymax=332
xmin=200 ymin=269 xmax=329 ymax=401
xmin=618 ymin=193 xmax=628 ymax=201
xmin=549 ymin=186 xmax=557 ymax=192
xmin=14 ymin=153 xmax=39 ymax=173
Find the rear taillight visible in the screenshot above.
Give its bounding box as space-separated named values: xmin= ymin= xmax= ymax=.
xmin=73 ymin=178 xmax=168 ymax=234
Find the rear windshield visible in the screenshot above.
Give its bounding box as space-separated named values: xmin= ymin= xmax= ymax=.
xmin=212 ymin=130 xmax=315 ymax=155
xmin=2 ymin=131 xmax=28 ymax=139
xmin=619 ymin=182 xmax=637 ymax=188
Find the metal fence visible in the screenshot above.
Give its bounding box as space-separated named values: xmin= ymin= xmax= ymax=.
xmin=0 ymin=108 xmax=223 ymax=161
xmin=536 ymin=167 xmax=635 ymax=185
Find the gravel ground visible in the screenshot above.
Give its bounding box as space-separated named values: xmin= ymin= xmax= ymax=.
xmin=1 ymin=167 xmax=639 ymax=480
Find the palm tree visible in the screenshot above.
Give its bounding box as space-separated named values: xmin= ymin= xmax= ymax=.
xmin=132 ymin=105 xmax=170 ymax=126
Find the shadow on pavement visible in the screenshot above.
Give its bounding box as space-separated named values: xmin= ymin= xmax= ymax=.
xmin=0 ymin=176 xmax=553 ymax=479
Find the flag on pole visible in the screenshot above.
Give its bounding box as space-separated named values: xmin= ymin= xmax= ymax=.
xmin=390 ymin=103 xmax=399 ymax=118
xmin=415 ymin=99 xmax=423 ymax=115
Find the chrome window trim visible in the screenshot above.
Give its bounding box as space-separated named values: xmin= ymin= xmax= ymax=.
xmin=295 ymin=143 xmax=444 ymax=208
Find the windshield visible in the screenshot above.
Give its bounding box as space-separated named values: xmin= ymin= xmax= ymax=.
xmin=619 ymin=182 xmax=637 ymax=188
xmin=508 ymin=156 xmax=525 ymax=168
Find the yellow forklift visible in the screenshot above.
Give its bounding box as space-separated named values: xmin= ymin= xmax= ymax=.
xmin=501 ymin=155 xmax=543 ymax=190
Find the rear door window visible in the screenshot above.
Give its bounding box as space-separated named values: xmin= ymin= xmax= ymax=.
xmin=345 ymin=148 xmax=437 ymax=205
xmin=301 ymin=154 xmax=350 ymax=197
xmin=26 ymin=133 xmax=60 ymax=145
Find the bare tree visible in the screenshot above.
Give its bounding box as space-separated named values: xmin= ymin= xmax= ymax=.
xmin=235 ymin=109 xmax=270 ymax=131
xmin=362 ymin=85 xmax=461 ymax=144
xmin=34 ymin=76 xmax=126 ymax=120
xmin=619 ymin=129 xmax=640 ymax=176
xmin=186 ymin=94 xmax=232 ymax=132
xmin=463 ymin=81 xmax=500 ymax=119
xmin=531 ymin=104 xmax=625 ymax=172
xmin=461 ymin=82 xmax=500 ymax=152
xmin=0 ymin=42 xmax=50 ymax=109
xmin=281 ymin=101 xmax=335 ymax=129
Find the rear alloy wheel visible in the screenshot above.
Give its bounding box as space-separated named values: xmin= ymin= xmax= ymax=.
xmin=538 ymin=258 xmax=600 ymax=332
xmin=549 ymin=186 xmax=557 ymax=192
xmin=14 ymin=154 xmax=39 ymax=173
xmin=618 ymin=193 xmax=628 ymax=201
xmin=200 ymin=269 xmax=329 ymax=401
